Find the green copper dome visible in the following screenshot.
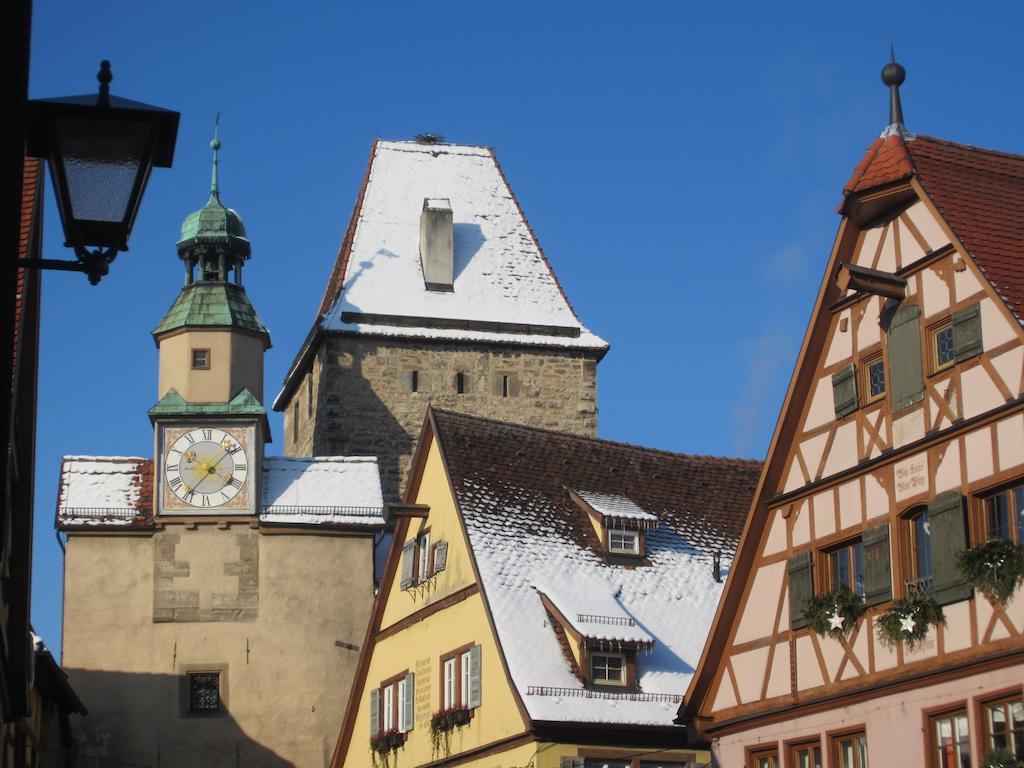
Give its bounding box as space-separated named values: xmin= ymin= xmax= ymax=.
xmin=176 ymin=132 xmax=251 ymax=260
xmin=153 ymin=282 xmax=268 ymax=338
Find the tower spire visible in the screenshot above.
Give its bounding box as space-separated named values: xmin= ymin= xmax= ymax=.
xmin=881 ymin=47 xmax=907 ymax=134
xmin=209 ymin=112 xmax=221 ymax=203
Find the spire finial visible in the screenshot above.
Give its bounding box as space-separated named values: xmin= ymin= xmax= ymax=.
xmin=881 ymin=47 xmax=907 ymax=129
xmin=209 ymin=113 xmax=221 ymax=202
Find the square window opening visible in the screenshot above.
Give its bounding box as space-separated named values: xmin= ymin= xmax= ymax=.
xmin=608 ymin=529 xmax=640 ymax=555
xmin=590 ymin=653 xmax=626 ymax=686
xmin=863 ymin=356 xmax=886 ymax=404
xmin=191 ymin=349 xmax=210 ymax=370
xmin=932 ymin=321 xmax=956 ymax=373
xmin=827 ymin=539 xmax=865 ymax=597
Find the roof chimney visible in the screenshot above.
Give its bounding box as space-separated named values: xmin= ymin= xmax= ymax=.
xmin=420 ymin=198 xmax=453 ymax=291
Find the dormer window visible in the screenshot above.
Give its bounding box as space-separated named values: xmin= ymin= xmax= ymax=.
xmin=568 ymin=489 xmax=657 ymax=565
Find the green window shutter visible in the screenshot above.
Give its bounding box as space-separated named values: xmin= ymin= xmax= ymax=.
xmin=400 ymin=541 xmax=415 ymax=590
xmin=369 ymin=687 xmax=380 ymax=736
xmin=433 ymin=540 xmax=448 ymax=573
xmin=929 ymin=491 xmax=972 ymax=606
xmin=467 ymin=645 xmax=482 ymax=708
xmin=953 ymin=302 xmax=983 ymax=362
xmin=832 ymin=363 xmax=858 ymax=419
xmin=888 ymin=305 xmax=925 ymax=411
xmin=862 ymin=523 xmax=892 ymax=606
xmin=788 ymin=551 xmax=814 ymax=630
xmin=402 ymin=672 xmax=414 ymax=733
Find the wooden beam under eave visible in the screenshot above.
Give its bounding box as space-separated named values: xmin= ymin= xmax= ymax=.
xmin=386 ymin=502 xmax=430 ymax=518
xmin=835 ymin=261 xmax=907 ymax=300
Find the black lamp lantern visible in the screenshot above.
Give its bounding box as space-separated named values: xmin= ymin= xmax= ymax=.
xmin=24 ymin=61 xmax=179 ymax=284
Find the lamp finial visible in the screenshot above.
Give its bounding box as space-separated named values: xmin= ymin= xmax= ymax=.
xmin=209 ymin=113 xmax=221 ymax=201
xmin=97 ymin=60 xmax=112 ymax=108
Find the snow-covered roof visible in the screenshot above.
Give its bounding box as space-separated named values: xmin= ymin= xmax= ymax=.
xmin=56 ymin=455 xmax=385 ymax=529
xmin=573 ymin=489 xmax=659 ymax=525
xmin=431 ymin=410 xmax=761 ymax=727
xmin=537 ymin=579 xmax=655 ymax=646
xmin=259 ymin=456 xmax=384 ymax=526
xmin=275 ymin=140 xmax=609 ymax=410
xmin=57 ymin=456 xmax=152 ymax=527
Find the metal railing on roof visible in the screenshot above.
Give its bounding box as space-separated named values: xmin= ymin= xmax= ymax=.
xmin=576 ymin=614 xmax=635 ymax=627
xmin=59 ymin=507 xmax=139 ymax=520
xmin=259 ymin=505 xmax=384 ymax=517
xmin=525 ymin=685 xmax=682 ymax=704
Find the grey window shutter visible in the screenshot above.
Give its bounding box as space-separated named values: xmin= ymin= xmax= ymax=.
xmin=788 ymin=551 xmax=813 ymax=630
xmin=508 ymin=374 xmax=520 ymax=397
xmin=953 ymin=302 xmax=983 ymax=362
xmin=402 ymin=672 xmax=414 ymax=733
xmin=467 ymin=645 xmax=482 ymax=708
xmin=433 ymin=541 xmax=448 ymax=573
xmin=369 ymin=687 xmax=380 ymax=736
xmin=862 ymin=522 xmax=892 ymax=606
xmin=888 ymin=305 xmax=925 ymax=411
xmin=400 ymin=541 xmax=415 ymax=590
xmin=929 ymin=491 xmax=972 ymax=606
xmin=832 ymin=363 xmax=858 ymax=419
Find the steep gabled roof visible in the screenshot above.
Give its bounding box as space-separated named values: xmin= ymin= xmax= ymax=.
xmin=276 ymin=140 xmax=608 ymax=410
xmin=843 ymin=133 xmax=1024 ymax=322
xmin=431 ymin=409 xmax=760 ymax=726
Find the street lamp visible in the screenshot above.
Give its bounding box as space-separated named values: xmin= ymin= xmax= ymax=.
xmin=23 ymin=60 xmax=179 ymax=284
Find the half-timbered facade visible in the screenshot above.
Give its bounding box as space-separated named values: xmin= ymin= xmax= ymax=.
xmin=332 ymin=409 xmax=760 ymax=768
xmin=679 ymin=63 xmax=1024 ymax=768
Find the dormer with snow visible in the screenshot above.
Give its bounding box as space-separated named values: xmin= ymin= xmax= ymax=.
xmin=274 ymin=138 xmax=609 ymax=499
xmin=570 ymin=488 xmax=659 ymax=565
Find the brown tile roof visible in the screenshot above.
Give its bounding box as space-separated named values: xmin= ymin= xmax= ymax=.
xmin=432 ymin=409 xmax=761 ymax=553
xmin=12 ymin=158 xmax=42 ymax=383
xmin=843 ymin=133 xmax=1024 ymax=323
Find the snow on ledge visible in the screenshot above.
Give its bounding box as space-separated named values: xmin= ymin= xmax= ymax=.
xmin=573 ymin=489 xmax=658 ymax=524
xmin=260 ymin=456 xmax=384 ymax=527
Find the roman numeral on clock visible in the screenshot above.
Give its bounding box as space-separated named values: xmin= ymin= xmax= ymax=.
xmin=183 ymin=433 xmax=195 ymax=446
xmin=202 ymin=429 xmax=212 ymax=441
xmin=201 ymin=495 xmax=211 ymax=507
xmin=229 ymin=477 xmax=243 ymax=489
xmin=183 ymin=488 xmax=195 ymax=503
xmin=168 ymin=476 xmax=182 ymax=491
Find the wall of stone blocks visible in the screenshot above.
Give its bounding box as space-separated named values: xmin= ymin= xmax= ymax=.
xmin=282 ymin=335 xmax=600 ymax=500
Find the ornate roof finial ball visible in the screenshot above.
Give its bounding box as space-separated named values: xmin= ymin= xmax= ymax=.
xmin=882 ymin=59 xmax=906 ymax=87
xmin=211 ymin=137 xmax=221 ymax=151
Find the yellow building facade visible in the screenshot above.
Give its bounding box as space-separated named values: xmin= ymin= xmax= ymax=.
xmin=334 ymin=409 xmax=762 ymax=768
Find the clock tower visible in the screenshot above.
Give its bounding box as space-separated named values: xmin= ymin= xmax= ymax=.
xmin=151 ymin=129 xmax=269 ymax=516
xmin=57 ymin=129 xmax=385 ymax=768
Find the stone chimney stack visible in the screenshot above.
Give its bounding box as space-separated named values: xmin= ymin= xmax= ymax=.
xmin=420 ymin=198 xmax=454 ymax=291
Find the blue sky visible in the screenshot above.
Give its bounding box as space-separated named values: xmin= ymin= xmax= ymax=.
xmin=27 ymin=0 xmax=1024 ymax=656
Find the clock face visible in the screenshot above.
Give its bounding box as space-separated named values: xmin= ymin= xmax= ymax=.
xmin=164 ymin=427 xmax=249 ymax=509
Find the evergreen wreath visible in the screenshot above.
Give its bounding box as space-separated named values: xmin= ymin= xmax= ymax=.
xmin=876 ymin=591 xmax=944 ymax=650
xmin=957 ymin=538 xmax=1024 ymax=605
xmin=430 ymin=706 xmax=471 ymax=757
xmin=369 ymin=729 xmax=404 ymax=768
xmin=983 ymin=747 xmax=1024 ymax=768
xmin=801 ymin=586 xmax=867 ymax=641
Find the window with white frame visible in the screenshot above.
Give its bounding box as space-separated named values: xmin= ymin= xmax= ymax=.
xmin=608 ymin=528 xmax=639 ymax=555
xmin=382 ymin=683 xmax=394 ymax=732
xmin=418 ymin=531 xmax=431 ymax=583
xmin=590 ymin=652 xmax=626 ymax=685
xmin=443 ymin=657 xmax=457 ymax=709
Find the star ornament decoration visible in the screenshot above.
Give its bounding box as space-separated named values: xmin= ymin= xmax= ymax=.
xmin=827 ymin=609 xmax=846 ymax=632
xmin=899 ymin=613 xmax=917 ymax=634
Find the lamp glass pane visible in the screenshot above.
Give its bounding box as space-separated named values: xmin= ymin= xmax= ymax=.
xmin=55 ymin=115 xmax=150 ymax=224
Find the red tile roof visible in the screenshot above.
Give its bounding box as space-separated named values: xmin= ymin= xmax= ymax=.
xmin=12 ymin=158 xmax=42 ymax=384
xmin=843 ymin=133 xmax=1024 ymax=323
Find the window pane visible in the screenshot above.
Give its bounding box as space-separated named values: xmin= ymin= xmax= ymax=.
xmin=444 ymin=659 xmax=456 ymax=709
xmin=869 ymin=360 xmax=886 ymax=398
xmin=989 ymin=495 xmax=1010 ymax=540
xmin=936 ymin=326 xmax=955 ymax=367
xmin=915 ymin=512 xmax=933 ymax=580
xmin=397 ymin=679 xmax=406 ymax=732
xmin=383 ymin=685 xmax=393 ymax=731
xmin=853 ymin=541 xmax=865 ymax=597
xmin=461 ymin=651 xmax=471 ymax=706
xmin=1014 ymin=487 xmax=1024 ymax=543
xmin=836 ymin=548 xmax=850 ymax=590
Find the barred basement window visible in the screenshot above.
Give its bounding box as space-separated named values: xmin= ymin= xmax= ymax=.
xmin=188 ymin=672 xmax=220 ymax=713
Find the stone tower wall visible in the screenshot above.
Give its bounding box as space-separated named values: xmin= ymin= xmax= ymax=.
xmin=282 ymin=335 xmax=599 ymax=499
